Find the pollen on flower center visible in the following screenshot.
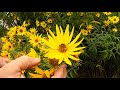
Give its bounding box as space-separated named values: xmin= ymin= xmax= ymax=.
xmin=58 ymin=44 xmax=67 ymax=53
xmin=20 ymin=29 xmax=23 ymax=32
xmin=113 ymin=19 xmax=116 ymax=21
xmin=8 ymin=45 xmax=11 ymax=49
xmin=35 ymin=39 xmax=39 ymax=43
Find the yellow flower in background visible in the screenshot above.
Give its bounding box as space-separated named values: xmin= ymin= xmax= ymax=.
xmin=67 ymin=12 xmax=73 ymax=16
xmin=26 ymin=31 xmax=32 ymax=38
xmin=80 ymin=29 xmax=89 ymax=36
xmin=10 ymin=12 xmax=13 ymax=16
xmin=17 ymin=17 xmax=20 ymax=20
xmin=104 ymin=20 xmax=111 ymax=26
xmin=1 ymin=37 xmax=8 ymax=43
xmin=29 ymin=34 xmax=42 ymax=47
xmin=86 ymin=24 xmax=94 ymax=30
xmin=7 ymin=26 xmax=17 ymax=38
xmin=47 ymin=18 xmax=53 ymax=23
xmin=27 ymin=48 xmax=40 ymax=58
xmin=30 ymin=28 xmax=38 ymax=34
xmin=22 ymin=21 xmax=30 ymax=27
xmin=103 ymin=12 xmax=112 ymax=15
xmin=2 ymin=42 xmax=14 ymax=51
xmin=40 ymin=21 xmax=47 ymax=28
xmin=29 ymin=73 xmax=43 ymax=78
xmin=79 ymin=12 xmax=84 ymax=16
xmin=17 ymin=26 xmax=26 ymax=36
xmin=36 ymin=20 xmax=40 ymax=27
xmin=1 ymin=51 xmax=11 ymax=58
xmin=96 ymin=12 xmax=100 ymax=17
xmin=112 ymin=28 xmax=118 ymax=32
xmin=29 ymin=67 xmax=55 ymax=78
xmin=108 ymin=16 xmax=119 ymax=24
xmin=42 ymin=24 xmax=85 ymax=65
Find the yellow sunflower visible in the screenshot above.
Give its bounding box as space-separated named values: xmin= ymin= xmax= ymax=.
xmin=30 ymin=28 xmax=38 ymax=34
xmin=1 ymin=37 xmax=8 ymax=43
xmin=95 ymin=12 xmax=100 ymax=17
xmin=1 ymin=51 xmax=11 ymax=58
xmin=2 ymin=42 xmax=14 ymax=51
xmin=103 ymin=12 xmax=112 ymax=15
xmin=80 ymin=29 xmax=89 ymax=36
xmin=108 ymin=16 xmax=119 ymax=24
xmin=40 ymin=21 xmax=47 ymax=28
xmin=42 ymin=24 xmax=85 ymax=65
xmin=22 ymin=21 xmax=30 ymax=27
xmin=112 ymin=28 xmax=118 ymax=32
xmin=29 ymin=67 xmax=55 ymax=78
xmin=17 ymin=26 xmax=26 ymax=35
xmin=36 ymin=20 xmax=40 ymax=27
xmin=29 ymin=34 xmax=42 ymax=47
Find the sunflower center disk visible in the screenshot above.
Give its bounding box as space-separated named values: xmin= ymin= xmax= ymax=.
xmin=58 ymin=44 xmax=67 ymax=53
xmin=20 ymin=29 xmax=23 ymax=33
xmin=35 ymin=39 xmax=39 ymax=43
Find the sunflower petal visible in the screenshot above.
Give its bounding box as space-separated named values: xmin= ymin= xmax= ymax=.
xmin=68 ymin=32 xmax=81 ymax=47
xmin=29 ymin=73 xmax=43 ymax=78
xmin=67 ymin=26 xmax=74 ymax=44
xmin=64 ymin=55 xmax=72 ymax=66
xmin=56 ymin=24 xmax=60 ymax=36
xmin=44 ymin=70 xmax=50 ymax=78
xmin=68 ymin=51 xmax=83 ymax=55
xmin=68 ymin=55 xmax=80 ymax=61
xmin=35 ymin=67 xmax=44 ymax=75
xmin=59 ymin=26 xmax=63 ymax=36
xmin=48 ymin=29 xmax=56 ymax=38
xmin=68 ymin=46 xmax=86 ymax=52
xmin=64 ymin=24 xmax=70 ymax=44
xmin=58 ymin=57 xmax=63 ymax=64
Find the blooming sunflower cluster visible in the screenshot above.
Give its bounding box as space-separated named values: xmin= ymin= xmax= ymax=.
xmin=0 ymin=20 xmax=85 ymax=78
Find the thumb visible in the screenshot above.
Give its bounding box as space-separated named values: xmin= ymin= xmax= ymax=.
xmin=9 ymin=55 xmax=40 ymax=71
xmin=51 ymin=64 xmax=67 ymax=78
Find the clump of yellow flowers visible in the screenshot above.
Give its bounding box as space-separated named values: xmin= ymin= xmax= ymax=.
xmin=0 ymin=20 xmax=85 ymax=78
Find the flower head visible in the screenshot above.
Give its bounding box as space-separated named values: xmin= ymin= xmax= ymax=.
xmin=17 ymin=26 xmax=26 ymax=36
xmin=112 ymin=28 xmax=118 ymax=32
xmin=95 ymin=12 xmax=100 ymax=17
xmin=1 ymin=51 xmax=11 ymax=58
xmin=42 ymin=24 xmax=85 ymax=65
xmin=36 ymin=20 xmax=40 ymax=27
xmin=2 ymin=42 xmax=14 ymax=51
xmin=108 ymin=16 xmax=119 ymax=24
xmin=40 ymin=21 xmax=47 ymax=28
xmin=30 ymin=28 xmax=38 ymax=34
xmin=67 ymin=12 xmax=73 ymax=16
xmin=29 ymin=34 xmax=42 ymax=47
xmin=103 ymin=12 xmax=112 ymax=15
xmin=47 ymin=18 xmax=53 ymax=23
xmin=80 ymin=29 xmax=89 ymax=36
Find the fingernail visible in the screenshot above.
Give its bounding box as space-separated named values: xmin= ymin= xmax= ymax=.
xmin=62 ymin=64 xmax=67 ymax=68
xmin=33 ymin=58 xmax=41 ymax=63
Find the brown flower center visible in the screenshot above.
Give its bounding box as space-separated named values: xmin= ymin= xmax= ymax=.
xmin=58 ymin=44 xmax=67 ymax=53
xmin=20 ymin=29 xmax=23 ymax=33
xmin=113 ymin=19 xmax=116 ymax=21
xmin=35 ymin=39 xmax=39 ymax=43
xmin=8 ymin=45 xmax=11 ymax=49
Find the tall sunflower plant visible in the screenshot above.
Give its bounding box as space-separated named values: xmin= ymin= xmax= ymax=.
xmin=0 ymin=21 xmax=85 ymax=78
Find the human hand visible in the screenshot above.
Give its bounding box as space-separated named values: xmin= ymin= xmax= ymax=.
xmin=0 ymin=56 xmax=10 ymax=68
xmin=51 ymin=64 xmax=67 ymax=78
xmin=0 ymin=55 xmax=67 ymax=78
